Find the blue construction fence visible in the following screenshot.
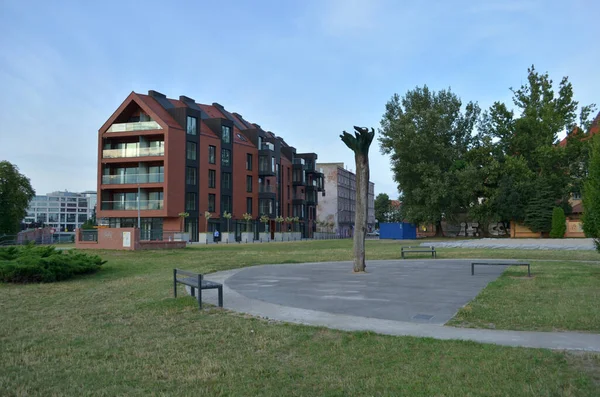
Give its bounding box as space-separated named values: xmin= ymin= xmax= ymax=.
xmin=379 ymin=222 xmax=417 ymax=240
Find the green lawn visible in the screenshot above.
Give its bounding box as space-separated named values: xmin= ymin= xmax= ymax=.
xmin=447 ymin=260 xmax=600 ymax=332
xmin=1 ymin=240 xmax=599 ymax=396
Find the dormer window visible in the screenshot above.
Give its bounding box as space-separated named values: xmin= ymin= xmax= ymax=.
xmin=222 ymin=126 xmax=231 ymax=144
xmin=187 ymin=116 xmax=197 ymax=135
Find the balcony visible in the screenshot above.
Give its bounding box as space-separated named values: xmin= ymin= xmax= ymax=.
xmin=101 ymin=200 xmax=164 ymax=211
xmin=259 ymin=142 xmax=275 ymax=155
xmin=102 ymin=147 xmax=164 ymax=159
xmin=306 ymin=192 xmax=317 ymax=205
xmin=259 ymin=184 xmax=276 ymax=199
xmin=292 ymin=158 xmax=305 ymax=169
xmin=106 ymin=121 xmax=162 ymax=133
xmin=292 ymin=192 xmax=305 ymax=205
xmin=258 ymin=163 xmax=275 ymax=177
xmin=102 ymin=173 xmax=164 ymax=185
xmin=292 ymin=175 xmax=306 ymax=186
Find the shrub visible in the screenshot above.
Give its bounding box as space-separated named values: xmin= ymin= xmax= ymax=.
xmin=549 ymin=207 xmax=566 ymax=238
xmin=0 ymin=245 xmax=106 ymax=283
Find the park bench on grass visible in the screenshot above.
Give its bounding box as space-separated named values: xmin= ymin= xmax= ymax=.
xmin=173 ymin=269 xmax=223 ymax=310
xmin=401 ymin=246 xmax=437 ymax=259
xmin=471 ymin=262 xmax=531 ymax=277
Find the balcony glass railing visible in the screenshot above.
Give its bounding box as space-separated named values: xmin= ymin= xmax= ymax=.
xmin=293 ymin=158 xmax=305 ymax=165
xmin=259 ymin=185 xmax=276 ymax=193
xmin=102 ymin=146 xmax=164 ymax=159
xmin=260 ymin=143 xmax=275 ymax=151
xmin=292 ymin=193 xmax=305 ymax=200
xmin=102 ymin=173 xmax=164 ymax=185
xmin=107 ymin=121 xmax=162 ymax=133
xmin=258 ymin=164 xmax=274 ymax=174
xmin=101 ymin=200 xmax=164 ymax=211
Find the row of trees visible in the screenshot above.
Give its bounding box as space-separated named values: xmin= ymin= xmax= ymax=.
xmin=379 ymin=66 xmax=597 ymax=236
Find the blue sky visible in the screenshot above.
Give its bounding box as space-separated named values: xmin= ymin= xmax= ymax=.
xmin=0 ymin=0 xmax=598 ymax=198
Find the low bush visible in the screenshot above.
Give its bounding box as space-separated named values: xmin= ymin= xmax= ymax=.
xmin=0 ymin=245 xmax=105 ymax=283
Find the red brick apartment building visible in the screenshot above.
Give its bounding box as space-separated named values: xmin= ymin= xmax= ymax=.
xmin=97 ymin=90 xmax=324 ymax=242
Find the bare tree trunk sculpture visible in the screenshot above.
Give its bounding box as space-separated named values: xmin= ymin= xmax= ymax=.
xmin=340 ymin=126 xmax=375 ymax=273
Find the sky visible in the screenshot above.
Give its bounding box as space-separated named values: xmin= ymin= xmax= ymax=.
xmin=0 ymin=0 xmax=598 ymax=198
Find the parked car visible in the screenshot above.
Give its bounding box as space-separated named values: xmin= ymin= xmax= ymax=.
xmin=366 ymin=230 xmax=380 ymax=237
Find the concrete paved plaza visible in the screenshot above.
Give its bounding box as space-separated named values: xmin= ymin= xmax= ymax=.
xmin=225 ymin=260 xmax=508 ymax=325
xmin=202 ymin=260 xmax=600 ymax=351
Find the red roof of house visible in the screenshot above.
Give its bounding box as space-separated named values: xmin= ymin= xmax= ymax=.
xmin=559 ymin=111 xmax=600 ymax=147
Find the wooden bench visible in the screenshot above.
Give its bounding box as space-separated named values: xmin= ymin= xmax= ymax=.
xmin=173 ymin=269 xmax=223 ymax=310
xmin=401 ymin=246 xmax=436 ymax=259
xmin=471 ymin=262 xmax=531 ymax=277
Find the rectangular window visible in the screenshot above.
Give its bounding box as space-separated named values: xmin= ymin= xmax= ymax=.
xmin=186 ymin=192 xmax=196 ymax=211
xmin=186 ymin=116 xmax=197 ymax=135
xmin=186 ymin=167 xmax=197 ymax=185
xmin=246 ymin=175 xmax=253 ymax=193
xmin=221 ymin=149 xmax=231 ymax=166
xmin=221 ymin=195 xmax=232 ymax=213
xmin=208 ymin=194 xmax=215 ymax=212
xmin=222 ymin=125 xmax=231 ymax=143
xmin=187 ymin=142 xmax=197 ymax=160
xmin=208 ymin=169 xmax=216 ymax=189
xmin=246 ymin=154 xmax=253 ymax=170
xmin=247 ymin=197 xmax=252 ymax=214
xmin=208 ymin=145 xmax=216 ymax=164
xmin=222 ymin=172 xmax=232 ymax=189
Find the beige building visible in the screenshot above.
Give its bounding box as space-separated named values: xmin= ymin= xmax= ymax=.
xmin=316 ymin=163 xmax=375 ymax=237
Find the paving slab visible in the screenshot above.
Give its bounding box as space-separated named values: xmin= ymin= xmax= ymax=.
xmin=197 ymin=260 xmax=600 ymax=352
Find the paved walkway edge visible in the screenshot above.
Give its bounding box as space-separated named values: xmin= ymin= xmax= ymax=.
xmin=200 ymin=266 xmax=600 ymax=352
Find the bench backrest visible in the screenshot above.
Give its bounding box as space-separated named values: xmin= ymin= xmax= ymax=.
xmin=174 ymin=268 xmax=203 ymax=281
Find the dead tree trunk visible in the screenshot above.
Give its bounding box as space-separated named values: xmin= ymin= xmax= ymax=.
xmin=353 ymin=152 xmax=369 ymax=272
xmin=340 ymin=126 xmax=375 ymax=273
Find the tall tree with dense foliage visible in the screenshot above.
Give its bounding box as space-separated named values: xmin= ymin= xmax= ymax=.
xmin=0 ymin=161 xmax=35 ymax=235
xmin=374 ymin=193 xmax=391 ymax=224
xmin=582 ymin=135 xmax=600 ymax=250
xmin=379 ymin=86 xmax=480 ymax=235
xmin=340 ymin=126 xmax=375 ymax=273
xmin=477 ymin=66 xmax=595 ymax=233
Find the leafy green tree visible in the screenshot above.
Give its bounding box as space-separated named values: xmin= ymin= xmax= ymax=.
xmin=374 ymin=193 xmax=391 ymax=224
xmin=0 ymin=161 xmax=35 ymax=235
xmin=341 ymin=126 xmax=375 ymax=273
xmin=549 ymin=207 xmax=566 ymax=238
xmin=379 ymin=86 xmax=480 ymax=236
xmin=582 ymin=135 xmax=600 ymax=250
xmin=478 ymin=66 xmax=594 ymax=230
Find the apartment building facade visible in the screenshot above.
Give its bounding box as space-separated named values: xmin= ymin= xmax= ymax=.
xmin=23 ymin=190 xmax=96 ymax=241
xmin=96 ymin=90 xmax=324 ymax=241
xmin=316 ymin=163 xmax=375 ymax=237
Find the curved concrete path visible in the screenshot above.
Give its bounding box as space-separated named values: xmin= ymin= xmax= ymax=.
xmin=425 ymin=238 xmax=597 ymax=250
xmin=198 ymin=260 xmax=600 ymax=352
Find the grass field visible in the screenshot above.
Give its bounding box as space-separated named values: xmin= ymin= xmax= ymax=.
xmin=1 ymin=239 xmax=599 ymax=396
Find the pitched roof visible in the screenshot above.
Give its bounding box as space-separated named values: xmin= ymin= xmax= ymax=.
xmin=559 ymin=111 xmax=600 ymax=147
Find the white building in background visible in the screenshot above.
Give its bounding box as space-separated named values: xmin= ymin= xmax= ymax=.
xmin=23 ymin=191 xmax=97 ymax=240
xmin=316 ymin=163 xmax=375 ymax=237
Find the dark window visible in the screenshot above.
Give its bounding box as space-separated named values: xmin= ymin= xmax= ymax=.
xmin=221 ymin=195 xmax=232 ymax=213
xmin=287 ymin=203 xmax=290 ymax=217
xmin=222 ymin=172 xmax=232 ymax=189
xmin=208 ymin=194 xmax=215 ymax=212
xmin=222 ymin=126 xmax=231 ymax=144
xmin=186 ymin=116 xmax=197 ymax=135
xmin=246 ymin=176 xmax=253 ymax=193
xmin=187 ymin=142 xmax=197 ymax=160
xmin=246 ymin=154 xmax=253 ymax=170
xmin=208 ymin=169 xmax=216 ymax=188
xmin=208 ymin=146 xmax=216 ymax=164
xmin=221 ymin=149 xmax=231 ymax=166
xmin=247 ymin=197 xmax=253 ymax=214
xmin=186 ymin=192 xmax=196 ymax=211
xmin=186 ymin=167 xmax=197 ymax=185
